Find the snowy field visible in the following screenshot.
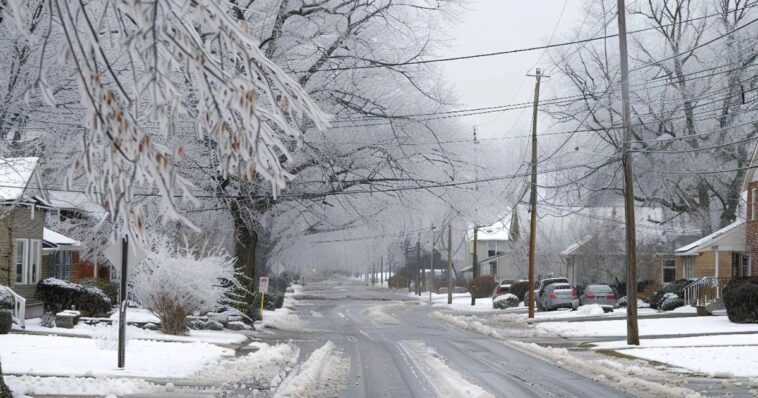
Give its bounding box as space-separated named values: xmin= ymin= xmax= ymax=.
xmin=0 ymin=334 xmax=233 ymax=378
xmin=537 ymin=315 xmax=758 ymax=337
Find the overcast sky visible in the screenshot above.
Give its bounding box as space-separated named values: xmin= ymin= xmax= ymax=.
xmin=442 ymin=1 xmax=586 ymax=141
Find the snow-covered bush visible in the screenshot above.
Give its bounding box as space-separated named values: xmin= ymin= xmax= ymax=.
xmin=661 ymin=296 xmax=684 ymax=311
xmin=649 ymin=279 xmax=691 ymax=309
xmin=34 ymin=278 xmax=111 ymax=316
xmin=0 ymin=286 xmax=13 ymax=310
xmin=40 ymin=312 xmax=56 ymax=328
xmin=130 ymin=239 xmax=241 ymax=335
xmin=493 ymin=294 xmax=519 ymax=309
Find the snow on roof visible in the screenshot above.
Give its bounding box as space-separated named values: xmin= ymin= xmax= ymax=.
xmin=560 ymin=242 xmax=582 ymax=257
xmin=43 ymin=191 xmax=107 ymax=218
xmin=674 ymin=220 xmax=745 ymax=255
xmin=43 ymin=228 xmax=81 ymax=247
xmin=0 ymin=157 xmax=38 ymax=201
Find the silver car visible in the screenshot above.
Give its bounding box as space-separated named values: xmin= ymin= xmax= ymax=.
xmin=579 ymin=284 xmax=617 ymax=309
xmin=540 ymin=283 xmax=578 ymax=311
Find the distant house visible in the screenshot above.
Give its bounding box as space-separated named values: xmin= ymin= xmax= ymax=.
xmin=461 ymin=208 xmax=522 ymax=281
xmin=561 ymin=206 xmax=698 ymax=286
xmin=41 ymin=227 xmax=107 ymax=283
xmin=0 ymin=158 xmax=50 ymax=318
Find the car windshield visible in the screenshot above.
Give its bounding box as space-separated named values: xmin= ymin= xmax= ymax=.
xmin=550 ymin=283 xmax=571 ymax=290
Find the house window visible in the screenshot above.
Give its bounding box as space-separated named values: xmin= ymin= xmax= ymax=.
xmin=489 ymin=261 xmax=497 ymax=276
xmin=14 ymin=239 xmax=41 ymax=285
xmin=743 ymin=254 xmax=752 ymax=277
xmin=488 ymin=250 xmax=496 ymax=258
xmin=54 ymin=251 xmax=73 ymax=281
xmin=682 ymin=256 xmax=695 ymax=280
xmin=663 ymin=259 xmax=676 ymax=283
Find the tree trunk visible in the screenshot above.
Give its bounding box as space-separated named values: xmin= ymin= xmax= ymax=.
xmin=232 ymin=203 xmax=259 ymax=292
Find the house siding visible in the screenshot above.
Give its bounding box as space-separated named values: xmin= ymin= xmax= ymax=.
xmin=675 ymin=250 xmax=733 ymax=279
xmin=0 ymin=206 xmax=45 ymax=304
xmin=747 ymin=181 xmax=758 ymax=275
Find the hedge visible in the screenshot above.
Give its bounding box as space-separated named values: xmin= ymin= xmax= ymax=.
xmin=723 ymin=276 xmax=758 ymax=323
xmin=0 ymin=287 xmax=13 ymax=311
xmin=493 ymin=294 xmax=519 ymax=309
xmin=0 ymin=311 xmax=10 ymax=334
xmin=469 ymin=276 xmax=496 ymax=299
xmin=509 ymin=281 xmax=530 ymax=302
xmin=388 ymin=275 xmax=409 ymax=289
xmin=80 ymin=278 xmax=119 ymax=304
xmin=35 ymin=278 xmax=112 ymax=316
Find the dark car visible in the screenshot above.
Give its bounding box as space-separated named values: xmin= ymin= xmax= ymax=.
xmin=492 ymin=279 xmax=517 ymax=299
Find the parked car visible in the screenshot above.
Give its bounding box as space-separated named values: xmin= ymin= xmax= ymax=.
xmin=452 ymin=286 xmax=468 ymax=294
xmin=540 ymin=282 xmax=578 ymax=311
xmin=579 ymin=284 xmax=617 ymax=309
xmin=492 ymin=279 xmax=517 ymax=298
xmin=438 ymin=287 xmax=449 ymax=294
xmin=533 ymin=277 xmax=570 ymax=309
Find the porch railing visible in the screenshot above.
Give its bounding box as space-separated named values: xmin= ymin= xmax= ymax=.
xmin=7 ymin=287 xmax=26 ymax=328
xmin=683 ymin=276 xmax=731 ymax=307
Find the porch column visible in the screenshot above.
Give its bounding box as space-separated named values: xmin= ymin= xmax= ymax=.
xmin=714 ymin=248 xmax=720 ymax=298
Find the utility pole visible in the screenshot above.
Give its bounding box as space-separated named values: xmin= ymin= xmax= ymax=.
xmin=416 ymin=233 xmax=422 ymax=296
xmin=430 ymin=224 xmax=435 ymax=303
xmin=617 ymin=0 xmax=640 ymax=345
xmin=371 ymin=262 xmax=375 ymax=286
xmin=380 ymin=255 xmax=384 ymax=287
xmin=526 ymin=68 xmax=545 ymax=319
xmin=470 ymin=226 xmax=479 ymax=306
xmin=447 ymin=222 xmax=454 ymax=305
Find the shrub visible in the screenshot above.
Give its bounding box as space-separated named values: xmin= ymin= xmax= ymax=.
xmin=0 ymin=359 xmax=11 ymax=398
xmin=388 ymin=275 xmax=408 ymax=289
xmin=469 ymin=276 xmax=497 ymax=299
xmin=661 ymin=296 xmax=684 ymax=311
xmin=616 ymin=296 xmax=628 ymax=308
xmin=0 ymin=311 xmax=10 ymax=334
xmin=648 ymin=279 xmax=691 ymax=310
xmin=509 ymin=281 xmax=530 ymax=302
xmin=130 ymin=238 xmax=241 ymax=335
xmin=35 ymin=278 xmax=111 ymax=316
xmin=0 ymin=287 xmax=13 ymax=311
xmin=493 ymin=293 xmax=519 ymax=309
xmin=40 ymin=312 xmax=56 ymax=328
xmin=80 ymin=278 xmax=119 ymax=304
xmin=723 ymin=276 xmax=758 ymax=323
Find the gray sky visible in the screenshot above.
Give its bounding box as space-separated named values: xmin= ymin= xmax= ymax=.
xmin=442 ymin=1 xmax=586 ymax=141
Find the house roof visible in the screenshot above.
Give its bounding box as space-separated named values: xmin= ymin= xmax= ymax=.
xmin=41 ymin=191 xmax=107 ymax=218
xmin=468 ymin=207 xmax=520 ymax=242
xmin=43 ymin=228 xmax=81 ymax=248
xmin=0 ymin=157 xmax=39 ymax=202
xmin=674 ymin=220 xmax=745 ymax=255
xmin=560 ymin=242 xmax=583 ymax=257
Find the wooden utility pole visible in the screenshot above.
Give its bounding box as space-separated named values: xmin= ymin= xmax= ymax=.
xmin=447 ymin=222 xmax=454 ymax=305
xmin=527 ymin=68 xmax=545 ymax=319
xmin=380 ymin=255 xmax=384 ymax=286
xmin=430 ymin=224 xmax=435 ymax=303
xmin=617 ymin=0 xmax=640 ymax=345
xmin=470 ymin=226 xmax=479 ymax=306
xmin=416 ymin=233 xmax=422 ymax=296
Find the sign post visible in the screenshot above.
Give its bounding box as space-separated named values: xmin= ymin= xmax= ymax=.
xmin=259 ymin=277 xmax=269 ymax=319
xmin=104 ymin=236 xmax=146 ymax=369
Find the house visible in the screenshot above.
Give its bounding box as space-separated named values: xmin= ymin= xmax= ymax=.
xmin=0 ymin=157 xmax=50 ymax=318
xmin=461 ymin=208 xmax=522 ymax=281
xmin=41 ymin=227 xmax=108 ymax=283
xmin=561 ymin=206 xmax=699 ymax=286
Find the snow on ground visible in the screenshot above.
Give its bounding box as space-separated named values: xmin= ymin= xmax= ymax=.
xmin=592 ymin=333 xmax=758 ymax=350
xmin=108 ymin=308 xmax=160 ymax=323
xmin=261 ymin=307 xmax=306 ymax=331
xmin=361 ymin=303 xmax=402 ymax=326
xmin=6 ymin=375 xmax=160 ymax=396
xmin=507 ymin=341 xmax=702 ymax=398
xmin=275 ymin=341 xmax=349 ymax=398
xmin=618 ymin=346 xmax=758 ymax=378
xmin=537 ymin=315 xmax=758 ymax=338
xmin=291 ymin=284 xmax=304 ymax=295
xmin=398 ymin=340 xmax=494 ymax=398
xmin=194 ymin=342 xmax=298 ymax=385
xmin=430 ymin=311 xmax=506 ymax=339
xmin=15 ymin=318 xmax=247 ymax=345
xmin=414 ymin=292 xmax=500 ymax=313
xmin=0 ymin=334 xmax=233 ymax=378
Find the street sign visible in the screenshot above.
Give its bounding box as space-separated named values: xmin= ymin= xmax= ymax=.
xmin=259 ymin=277 xmax=269 ymax=293
xmin=104 ymin=239 xmax=147 ymax=268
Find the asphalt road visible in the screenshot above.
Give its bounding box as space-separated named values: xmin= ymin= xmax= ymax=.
xmin=282 ymin=279 xmax=632 ymax=398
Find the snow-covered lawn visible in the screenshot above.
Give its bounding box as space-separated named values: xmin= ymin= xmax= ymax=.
xmin=621 ymin=346 xmax=758 ymax=378
xmin=0 ymin=334 xmax=233 ymax=378
xmin=414 ymin=292 xmax=502 ymax=312
xmin=108 ymin=308 xmax=160 ymax=323
xmin=6 ymin=375 xmax=160 ymax=397
xmin=537 ymin=315 xmax=758 ymax=338
xmin=15 ymin=318 xmax=247 ymax=345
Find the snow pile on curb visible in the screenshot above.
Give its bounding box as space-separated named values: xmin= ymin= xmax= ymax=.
xmin=361 ymin=304 xmax=401 ymax=326
xmin=398 ymin=340 xmax=494 ymax=398
xmin=6 ymin=375 xmax=159 ymax=396
xmin=262 ymin=308 xmax=305 ymax=331
xmin=575 ymin=304 xmax=607 ymax=316
xmin=430 ymin=311 xmax=504 ymax=339
xmin=194 ymin=342 xmax=298 ymax=385
xmin=275 ymin=341 xmax=349 ymax=397
xmin=507 ymin=341 xmax=702 ymax=398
